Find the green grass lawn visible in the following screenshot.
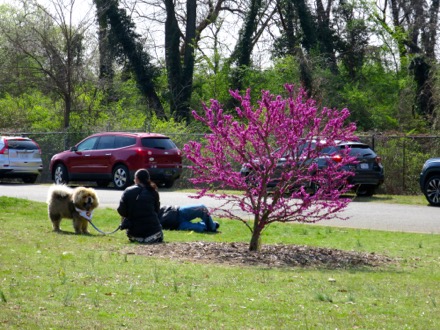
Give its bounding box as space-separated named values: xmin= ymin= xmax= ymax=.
xmin=0 ymin=196 xmax=439 ymax=329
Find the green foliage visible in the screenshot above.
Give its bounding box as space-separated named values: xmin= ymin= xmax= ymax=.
xmin=192 ymin=60 xmax=232 ymax=110
xmin=2 ymin=0 xmax=440 ymax=138
xmin=192 ymin=55 xmax=301 ymax=117
xmin=244 ymin=61 xmax=301 ymax=98
xmin=312 ymin=60 xmax=419 ymax=132
xmin=374 ymin=137 xmax=432 ymax=194
xmin=0 ymin=92 xmax=62 ymax=131
xmin=67 ymin=77 xmax=167 ymax=132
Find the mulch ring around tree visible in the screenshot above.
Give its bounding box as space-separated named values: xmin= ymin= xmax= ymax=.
xmin=121 ymin=242 xmax=395 ymax=268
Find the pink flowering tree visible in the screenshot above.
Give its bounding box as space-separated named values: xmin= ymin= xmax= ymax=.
xmin=183 ymin=85 xmax=358 ymax=251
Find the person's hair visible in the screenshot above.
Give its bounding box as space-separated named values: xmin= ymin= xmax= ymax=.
xmin=135 ymin=169 xmax=150 ymax=184
xmin=135 ymin=168 xmax=157 ymax=191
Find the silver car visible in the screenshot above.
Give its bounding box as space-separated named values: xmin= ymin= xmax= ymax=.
xmin=0 ymin=136 xmax=43 ymax=183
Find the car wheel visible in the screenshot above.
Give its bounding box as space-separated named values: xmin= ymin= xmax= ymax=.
xmin=356 ymin=184 xmax=375 ymax=197
xmin=112 ymin=165 xmax=130 ymax=190
xmin=54 ymin=164 xmax=68 ymax=185
xmin=424 ymin=175 xmax=440 ymax=206
xmin=243 ymin=171 xmax=259 ymax=188
xmin=22 ymin=175 xmax=38 ymax=184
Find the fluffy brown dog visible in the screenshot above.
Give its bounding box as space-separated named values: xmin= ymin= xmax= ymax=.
xmin=47 ymin=185 xmax=99 ymax=234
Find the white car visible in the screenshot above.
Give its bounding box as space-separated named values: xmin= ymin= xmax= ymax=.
xmin=0 ymin=136 xmax=43 ymax=183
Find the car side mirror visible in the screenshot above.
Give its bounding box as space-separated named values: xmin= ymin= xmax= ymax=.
xmin=70 ymin=146 xmax=78 ymax=152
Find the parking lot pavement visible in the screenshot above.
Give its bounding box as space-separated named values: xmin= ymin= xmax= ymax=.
xmin=1 ymin=184 xmax=439 ymax=234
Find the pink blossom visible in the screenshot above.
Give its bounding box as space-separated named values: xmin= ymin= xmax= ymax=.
xmin=183 ymin=85 xmax=358 ymax=251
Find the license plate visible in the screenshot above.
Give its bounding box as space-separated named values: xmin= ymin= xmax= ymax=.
xmin=18 ymin=153 xmax=31 ymax=159
xmin=360 ymin=163 xmax=369 ymax=170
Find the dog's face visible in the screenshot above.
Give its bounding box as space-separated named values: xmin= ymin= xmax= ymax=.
xmin=82 ymin=195 xmax=95 ymax=211
xmin=72 ymin=187 xmax=99 ymax=211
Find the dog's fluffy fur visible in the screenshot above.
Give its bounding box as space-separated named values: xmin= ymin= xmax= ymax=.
xmin=47 ymin=185 xmax=99 ymax=234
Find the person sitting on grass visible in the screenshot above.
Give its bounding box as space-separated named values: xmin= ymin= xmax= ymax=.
xmin=117 ymin=169 xmax=163 ymax=244
xmin=158 ymin=204 xmax=219 ymax=233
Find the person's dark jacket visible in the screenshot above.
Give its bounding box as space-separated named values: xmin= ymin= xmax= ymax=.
xmin=158 ymin=205 xmax=180 ymax=230
xmin=117 ymin=184 xmax=161 ymax=238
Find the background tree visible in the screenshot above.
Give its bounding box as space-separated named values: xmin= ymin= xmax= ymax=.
xmin=273 ymin=0 xmax=315 ymax=95
xmin=184 ymin=85 xmax=358 ymax=251
xmin=163 ymin=0 xmax=231 ymax=122
xmin=228 ymin=0 xmax=263 ymax=92
xmin=2 ymin=0 xmax=440 ymax=136
xmin=97 ymin=0 xmax=166 ymax=118
xmin=373 ymin=0 xmax=440 ymax=124
xmin=94 ymin=0 xmax=115 ymax=96
xmin=0 ymin=0 xmax=95 ymax=131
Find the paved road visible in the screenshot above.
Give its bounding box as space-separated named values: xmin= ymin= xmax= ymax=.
xmin=1 ymin=183 xmax=439 ymax=234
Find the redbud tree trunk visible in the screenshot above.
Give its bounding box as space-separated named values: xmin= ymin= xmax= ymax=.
xmin=249 ymin=216 xmax=264 ymax=251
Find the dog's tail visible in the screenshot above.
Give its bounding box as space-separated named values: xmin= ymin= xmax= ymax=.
xmin=47 ymin=184 xmax=72 ymax=204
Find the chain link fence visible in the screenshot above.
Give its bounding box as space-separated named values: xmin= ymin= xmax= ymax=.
xmin=2 ymin=131 xmax=438 ymax=195
xmin=358 ymin=134 xmax=439 ymax=195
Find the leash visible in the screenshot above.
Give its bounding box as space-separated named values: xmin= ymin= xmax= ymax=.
xmin=87 ymin=219 xmax=121 ymax=235
xmin=75 ymin=207 xmax=121 ymax=235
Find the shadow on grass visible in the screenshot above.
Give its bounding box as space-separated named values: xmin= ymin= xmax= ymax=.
xmin=53 ymin=229 xmax=113 ymax=237
xmin=52 ymin=230 xmax=79 ymax=236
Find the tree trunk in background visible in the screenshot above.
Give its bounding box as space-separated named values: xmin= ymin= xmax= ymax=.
xmin=230 ymin=0 xmax=262 ymax=92
xmin=316 ymin=0 xmax=338 ymax=75
xmin=102 ymin=0 xmax=166 ymax=118
xmin=94 ymin=0 xmax=116 ymax=115
xmin=94 ymin=0 xmax=114 ymax=93
xmin=164 ymin=0 xmax=197 ymax=122
xmin=180 ymin=0 xmax=197 ymax=122
xmin=289 ymin=0 xmax=315 ymax=95
xmin=388 ymin=0 xmax=439 ymax=122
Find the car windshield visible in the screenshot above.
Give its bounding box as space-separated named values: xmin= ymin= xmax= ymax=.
xmin=141 ymin=138 xmax=176 ymax=150
xmin=7 ymin=139 xmax=38 ymax=150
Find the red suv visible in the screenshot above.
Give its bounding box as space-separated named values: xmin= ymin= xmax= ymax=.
xmin=49 ymin=132 xmax=182 ymax=189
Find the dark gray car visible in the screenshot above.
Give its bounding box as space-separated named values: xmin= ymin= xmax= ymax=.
xmin=240 ymin=140 xmax=384 ymax=197
xmin=419 ymin=157 xmax=440 ymax=206
xmin=317 ymin=141 xmax=384 ymax=196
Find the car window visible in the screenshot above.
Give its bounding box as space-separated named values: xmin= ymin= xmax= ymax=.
xmin=114 ymin=136 xmax=136 ymax=148
xmin=320 ymin=146 xmax=337 ymax=154
xmin=298 ymin=142 xmax=314 ymax=154
xmin=141 ymin=138 xmax=176 ymax=150
xmin=77 ymin=137 xmax=99 ymax=151
xmin=299 ymin=142 xmax=334 ymax=155
xmin=96 ymin=135 xmax=115 ymax=150
xmin=339 ymin=144 xmax=376 ymax=157
xmin=6 ymin=139 xmax=38 ymax=150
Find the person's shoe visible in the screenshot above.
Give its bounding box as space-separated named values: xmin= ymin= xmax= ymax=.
xmin=207 ymin=221 xmax=219 ymax=233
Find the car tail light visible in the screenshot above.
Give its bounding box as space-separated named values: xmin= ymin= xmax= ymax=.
xmin=375 ymin=156 xmax=382 ymax=165
xmin=34 ymin=141 xmax=42 ymax=155
xmin=136 ymin=148 xmax=152 ymax=160
xmin=0 ymin=140 xmax=8 ymax=155
xmin=136 ymin=148 xmax=146 ymax=155
xmin=331 ymin=154 xmax=343 ymax=163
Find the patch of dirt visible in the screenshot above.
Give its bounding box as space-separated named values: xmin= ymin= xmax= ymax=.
xmin=121 ymin=242 xmax=394 ymax=268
